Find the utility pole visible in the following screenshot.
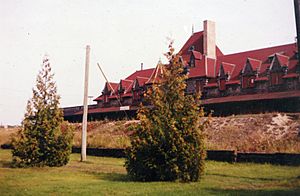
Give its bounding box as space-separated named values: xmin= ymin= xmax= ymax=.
xmin=81 ymin=45 xmax=90 ymax=162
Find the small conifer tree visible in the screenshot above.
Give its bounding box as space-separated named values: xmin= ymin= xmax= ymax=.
xmin=125 ymin=42 xmax=206 ymax=182
xmin=11 ymin=56 xmax=73 ymax=167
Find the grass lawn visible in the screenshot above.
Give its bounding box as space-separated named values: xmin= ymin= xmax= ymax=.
xmin=0 ymin=149 xmax=299 ymax=195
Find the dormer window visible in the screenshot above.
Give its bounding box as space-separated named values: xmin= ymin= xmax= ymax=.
xmin=189 ymin=58 xmax=195 ymax=67
xmin=189 ymin=45 xmax=195 ymax=51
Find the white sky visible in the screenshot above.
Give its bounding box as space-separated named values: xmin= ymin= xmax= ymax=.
xmin=0 ymin=0 xmax=296 ymax=125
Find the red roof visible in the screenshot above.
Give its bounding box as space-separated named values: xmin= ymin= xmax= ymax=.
xmin=216 ymin=43 xmax=297 ymax=80
xmin=135 ymin=76 xmax=149 ymax=86
xmin=107 ymin=82 xmax=118 ymax=92
xmin=191 ymin=50 xmax=202 ymax=60
xmin=287 ymin=59 xmax=299 ymax=73
xmin=179 ymin=31 xmax=223 ymax=59
xmin=276 ymin=53 xmax=289 ymax=66
xmin=223 ymin=62 xmax=235 ymax=76
xmin=188 ymin=59 xmax=206 ymax=78
xmin=125 ymin=68 xmax=154 ymax=80
xmin=119 ymin=79 xmax=133 ymax=93
xmin=247 ymin=58 xmax=262 ymax=71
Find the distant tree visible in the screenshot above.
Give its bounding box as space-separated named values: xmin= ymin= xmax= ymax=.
xmin=125 ymin=42 xmax=206 ymax=182
xmin=11 ymin=56 xmax=73 ymax=167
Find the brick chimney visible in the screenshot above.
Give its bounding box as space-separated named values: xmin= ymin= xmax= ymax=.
xmin=203 ymin=20 xmax=216 ymax=59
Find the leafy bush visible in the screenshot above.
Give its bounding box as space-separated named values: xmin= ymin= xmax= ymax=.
xmin=125 ymin=43 xmax=206 ymax=182
xmin=11 ymin=57 xmax=73 ymax=167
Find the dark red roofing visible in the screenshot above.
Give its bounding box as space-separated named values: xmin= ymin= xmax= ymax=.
xmin=188 ymin=59 xmax=206 ymax=78
xmin=287 ymin=59 xmax=299 ymax=73
xmin=276 ymin=53 xmax=289 ymax=66
xmin=136 ymin=76 xmax=149 ymax=86
xmin=179 ymin=31 xmax=223 ymax=58
xmin=216 ymin=43 xmax=297 ymax=80
xmin=125 ymin=68 xmax=155 ymax=80
xmin=247 ymin=58 xmax=262 ymax=71
xmin=107 ymin=82 xmax=118 ymax=92
xmin=191 ymin=50 xmax=202 ymax=60
xmin=220 ymin=62 xmax=236 ymax=76
xmin=119 ymin=79 xmax=133 ymax=93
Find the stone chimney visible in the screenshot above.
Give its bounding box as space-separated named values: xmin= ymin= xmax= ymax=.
xmin=203 ymin=20 xmax=216 ymax=59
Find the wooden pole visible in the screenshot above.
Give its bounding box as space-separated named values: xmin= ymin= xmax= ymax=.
xmin=294 ymin=0 xmax=300 ymax=55
xmin=81 ymin=45 xmax=90 ymax=162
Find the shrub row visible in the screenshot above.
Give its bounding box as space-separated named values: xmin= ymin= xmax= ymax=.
xmin=70 ymin=147 xmax=300 ymax=166
xmin=2 ymin=145 xmax=299 ymax=166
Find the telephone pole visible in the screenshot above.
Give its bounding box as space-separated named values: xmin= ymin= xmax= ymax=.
xmin=81 ymin=45 xmax=90 ymax=162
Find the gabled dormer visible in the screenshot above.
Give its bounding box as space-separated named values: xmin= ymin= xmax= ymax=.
xmin=269 ymin=53 xmax=288 ymax=72
xmin=241 ymin=58 xmax=261 ymax=88
xmin=269 ymin=54 xmax=289 ymax=85
xmin=102 ymin=83 xmax=110 ymax=95
xmin=217 ymin=62 xmax=235 ymax=91
xmin=189 ymin=51 xmax=202 ymax=68
xmin=102 ymin=82 xmax=118 ymax=103
xmin=118 ymin=80 xmax=125 ymax=94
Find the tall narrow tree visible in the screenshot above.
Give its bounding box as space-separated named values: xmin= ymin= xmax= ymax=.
xmin=125 ymin=42 xmax=206 ymax=182
xmin=11 ymin=56 xmax=73 ymax=167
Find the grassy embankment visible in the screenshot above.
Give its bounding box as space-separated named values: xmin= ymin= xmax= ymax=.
xmin=1 ymin=113 xmax=300 ymax=152
xmin=0 ymin=149 xmax=299 ymax=195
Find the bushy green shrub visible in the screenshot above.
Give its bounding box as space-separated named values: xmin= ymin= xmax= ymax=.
xmin=125 ymin=43 xmax=206 ymax=182
xmin=11 ymin=57 xmax=73 ymax=167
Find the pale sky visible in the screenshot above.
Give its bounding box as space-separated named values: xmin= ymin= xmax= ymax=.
xmin=0 ymin=0 xmax=296 ymax=125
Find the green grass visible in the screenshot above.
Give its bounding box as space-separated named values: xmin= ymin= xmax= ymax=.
xmin=0 ymin=149 xmax=299 ymax=195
